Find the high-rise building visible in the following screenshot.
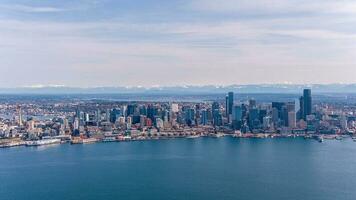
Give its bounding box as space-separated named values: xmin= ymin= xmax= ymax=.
xmin=127 ymin=104 xmax=136 ymax=116
xmin=263 ymin=116 xmax=271 ymax=129
xmin=232 ymin=105 xmax=242 ymax=121
xmin=201 ymin=109 xmax=208 ymax=125
xmin=288 ymin=111 xmax=296 ymax=128
xmin=298 ymin=96 xmax=304 ymax=120
xmin=110 ymin=109 xmax=121 ymax=123
xmin=249 ymin=108 xmax=260 ymax=129
xmin=227 ymin=92 xmax=234 ymax=122
xmin=340 ymin=114 xmax=348 ymax=130
xmin=18 ymin=106 xmax=23 ymax=126
xmin=212 ymin=102 xmax=220 ymax=111
xmin=147 ymin=105 xmax=158 ymax=121
xmin=185 ymin=108 xmax=195 ymax=126
xmin=232 ymin=105 xmax=242 ymax=130
xmin=303 ymin=89 xmax=312 ymax=120
xmin=249 ymin=99 xmax=256 ymax=109
xmin=225 ymin=95 xmax=229 ymax=117
xmin=212 ymin=109 xmax=222 ymax=126
xmin=171 ymin=103 xmax=179 ymax=113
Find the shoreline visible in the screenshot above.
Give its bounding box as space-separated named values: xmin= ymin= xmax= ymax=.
xmin=1 ymin=133 xmax=354 ymax=149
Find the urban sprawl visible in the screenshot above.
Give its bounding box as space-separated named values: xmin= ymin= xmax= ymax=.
xmin=1 ymin=89 xmax=356 ymax=148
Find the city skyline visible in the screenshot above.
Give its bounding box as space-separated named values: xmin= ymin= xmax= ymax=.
xmin=1 ymin=0 xmax=356 ymax=87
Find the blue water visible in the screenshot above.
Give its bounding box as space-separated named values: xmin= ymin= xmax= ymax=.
xmin=1 ymin=137 xmax=356 ymax=200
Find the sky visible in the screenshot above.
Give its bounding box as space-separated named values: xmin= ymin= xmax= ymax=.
xmin=1 ymin=0 xmax=356 ymax=87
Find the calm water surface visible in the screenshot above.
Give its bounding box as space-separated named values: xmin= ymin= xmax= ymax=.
xmin=1 ymin=137 xmax=356 ymax=200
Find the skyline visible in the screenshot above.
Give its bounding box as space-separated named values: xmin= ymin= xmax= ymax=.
xmin=1 ymin=0 xmax=356 ymax=87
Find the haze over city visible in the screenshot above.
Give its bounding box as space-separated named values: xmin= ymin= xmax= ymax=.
xmin=1 ymin=0 xmax=356 ymax=87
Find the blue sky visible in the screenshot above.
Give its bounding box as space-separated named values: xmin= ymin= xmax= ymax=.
xmin=1 ymin=0 xmax=356 ymax=87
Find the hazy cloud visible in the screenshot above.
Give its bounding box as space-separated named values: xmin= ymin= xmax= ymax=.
xmin=0 ymin=4 xmax=66 ymax=13
xmin=0 ymin=0 xmax=356 ymax=87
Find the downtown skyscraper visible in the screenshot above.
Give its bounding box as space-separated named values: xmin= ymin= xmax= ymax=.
xmin=302 ymin=89 xmax=312 ymax=120
xmin=226 ymin=92 xmax=234 ymax=122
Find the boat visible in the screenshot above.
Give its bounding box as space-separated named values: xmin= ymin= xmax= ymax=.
xmin=312 ymin=135 xmax=324 ymax=143
xmin=318 ymin=136 xmax=324 ymax=143
xmin=212 ymin=133 xmax=224 ymax=138
xmin=0 ymin=141 xmax=24 ymax=148
xmin=102 ymin=137 xmax=117 ymax=142
xmin=70 ymin=139 xmax=83 ymax=144
xmin=186 ymin=135 xmax=200 ymax=139
xmin=82 ymin=138 xmax=98 ymax=144
xmin=26 ymin=139 xmax=61 ymax=146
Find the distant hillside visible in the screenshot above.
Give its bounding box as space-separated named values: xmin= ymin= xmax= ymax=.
xmin=1 ymin=84 xmax=356 ymax=94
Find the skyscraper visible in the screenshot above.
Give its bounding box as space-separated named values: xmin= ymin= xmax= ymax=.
xmin=298 ymin=96 xmax=304 ymax=120
xmin=232 ymin=105 xmax=242 ymax=130
xmin=201 ymin=109 xmax=208 ymax=125
xmin=303 ymin=89 xmax=312 ymax=120
xmin=18 ymin=106 xmax=23 ymax=126
xmin=225 ymin=95 xmax=229 ymax=117
xmin=227 ymin=92 xmax=234 ymax=122
xmin=288 ymin=111 xmax=296 ymax=128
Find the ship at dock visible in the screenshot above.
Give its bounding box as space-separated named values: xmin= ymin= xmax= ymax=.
xmin=0 ymin=141 xmax=25 ymax=148
xmin=71 ymin=137 xmax=99 ymax=144
xmin=25 ymin=139 xmax=61 ymax=147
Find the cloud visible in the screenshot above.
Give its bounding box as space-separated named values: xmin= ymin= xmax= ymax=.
xmin=0 ymin=4 xmax=66 ymax=13
xmin=0 ymin=0 xmax=356 ymax=86
xmin=189 ymin=0 xmax=356 ymax=15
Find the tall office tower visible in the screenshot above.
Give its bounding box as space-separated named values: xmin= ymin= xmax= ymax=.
xmin=212 ymin=101 xmax=221 ymax=126
xmin=127 ymin=104 xmax=136 ymax=116
xmin=232 ymin=105 xmax=242 ymax=130
xmin=288 ymin=111 xmax=296 ymax=128
xmin=195 ymin=104 xmax=201 ymax=125
xmin=249 ymin=108 xmax=260 ymax=129
xmin=96 ymin=109 xmax=101 ymax=124
xmin=73 ymin=118 xmax=80 ymax=130
xmin=106 ymin=109 xmax=111 ymax=122
xmin=340 ymin=114 xmax=348 ymax=130
xmin=286 ymin=102 xmax=295 ymax=112
xmin=303 ymin=89 xmax=312 ymax=120
xmin=227 ymin=92 xmax=234 ymax=122
xmin=84 ymin=113 xmax=90 ymax=122
xmin=249 ymin=99 xmax=256 ymax=109
xmin=147 ymin=105 xmax=157 ymax=121
xmin=18 ymin=106 xmax=23 ymax=126
xmin=213 ymin=111 xmax=223 ymax=126
xmin=225 ymin=95 xmax=229 ymax=117
xmin=212 ymin=101 xmax=220 ymax=111
xmin=139 ymin=105 xmax=147 ymax=115
xmin=272 ymin=107 xmax=279 ymax=124
xmin=263 ymin=116 xmax=271 ymax=129
xmin=185 ymin=108 xmax=195 ymax=126
xmin=201 ymin=109 xmax=208 ymax=125
xmin=298 ymin=96 xmax=304 ymax=120
xmin=110 ymin=108 xmax=121 ymax=123
xmin=171 ymin=103 xmax=179 ymax=113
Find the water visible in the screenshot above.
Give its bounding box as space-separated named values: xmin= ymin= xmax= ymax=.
xmin=1 ymin=137 xmax=356 ymax=200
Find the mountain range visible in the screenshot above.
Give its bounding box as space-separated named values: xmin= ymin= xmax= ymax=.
xmin=1 ymin=84 xmax=356 ymax=94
